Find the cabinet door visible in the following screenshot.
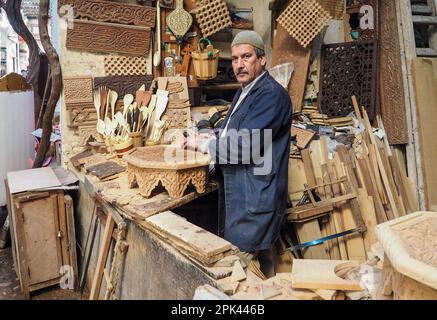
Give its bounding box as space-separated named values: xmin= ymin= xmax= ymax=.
xmin=17 ymin=194 xmax=63 ymax=285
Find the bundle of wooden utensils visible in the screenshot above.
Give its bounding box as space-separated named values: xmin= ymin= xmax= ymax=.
xmin=93 ymin=79 xmax=169 ymax=156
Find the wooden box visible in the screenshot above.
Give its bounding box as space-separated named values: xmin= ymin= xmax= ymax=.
xmin=5 ymin=168 xmax=78 ymax=298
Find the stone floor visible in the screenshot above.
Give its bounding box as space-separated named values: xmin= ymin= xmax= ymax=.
xmin=0 ymin=246 xmax=82 ymax=300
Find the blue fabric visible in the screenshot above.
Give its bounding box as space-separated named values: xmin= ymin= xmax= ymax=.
xmin=209 ymin=72 xmax=292 ymax=252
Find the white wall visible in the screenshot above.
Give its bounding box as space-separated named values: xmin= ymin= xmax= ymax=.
xmin=0 ymin=90 xmax=35 ymax=205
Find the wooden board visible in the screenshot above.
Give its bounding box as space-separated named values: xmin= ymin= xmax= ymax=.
xmin=272 ymin=11 xmax=310 ymax=113
xmin=142 ymin=211 xmax=237 ymax=264
xmin=87 ymin=161 xmax=126 ymax=180
xmin=7 ymin=167 xmax=61 ymax=194
xmin=291 ymin=259 xmax=363 ymax=291
xmin=58 ymin=0 xmax=156 ymax=27
xmin=20 ymin=194 xmax=62 ymax=285
xmin=411 ymin=58 xmax=437 ymax=210
xmin=66 ymin=20 xmax=151 ymax=56
xmin=379 ymin=0 xmax=408 ymax=145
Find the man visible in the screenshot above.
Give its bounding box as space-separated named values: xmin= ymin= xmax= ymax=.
xmin=184 ymin=31 xmax=292 ymax=277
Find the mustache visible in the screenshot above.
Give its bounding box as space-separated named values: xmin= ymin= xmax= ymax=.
xmin=236 ymin=71 xmax=249 ymax=76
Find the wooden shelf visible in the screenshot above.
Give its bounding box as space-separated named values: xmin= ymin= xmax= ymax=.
xmin=202 ymin=82 xmax=240 ymax=91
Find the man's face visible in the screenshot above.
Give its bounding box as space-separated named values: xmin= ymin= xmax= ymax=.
xmin=232 ymin=44 xmax=266 ymax=87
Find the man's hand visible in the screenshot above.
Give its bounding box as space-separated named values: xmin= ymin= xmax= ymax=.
xmin=182 ymin=134 xmax=213 ymax=153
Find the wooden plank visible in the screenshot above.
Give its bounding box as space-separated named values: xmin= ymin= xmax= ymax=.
xmin=89 ymin=214 xmax=115 ymax=300
xmin=328 ymin=160 xmax=348 ymax=260
xmin=56 ymin=192 xmax=70 ymax=268
xmin=356 ymin=157 xmax=388 ymax=223
xmin=332 ymin=158 xmax=367 ymax=262
xmin=142 ymin=211 xmax=236 ymax=264
xmin=362 ymin=107 xmax=401 ymax=218
xmin=292 ymin=259 xmax=363 ymax=291
xmin=411 ymin=58 xmax=437 ymax=210
xmin=272 ymin=14 xmax=311 ymax=113
xmin=7 ymin=167 xmax=61 ymax=194
xmin=65 ymin=195 xmax=78 ymax=288
xmin=298 ymin=148 xmax=329 ymax=259
xmin=357 ymin=190 xmax=378 ymax=253
xmin=379 ymin=146 xmax=406 ymax=216
xmin=391 ymin=151 xmax=419 ymax=213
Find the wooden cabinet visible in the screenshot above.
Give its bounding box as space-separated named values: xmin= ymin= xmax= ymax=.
xmin=5 ymin=182 xmax=77 ymax=299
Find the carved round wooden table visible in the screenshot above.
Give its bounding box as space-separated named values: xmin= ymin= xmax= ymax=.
xmin=123 ymin=145 xmax=210 ymax=199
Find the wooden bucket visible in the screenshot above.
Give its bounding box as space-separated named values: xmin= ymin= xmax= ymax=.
xmin=191 ymin=38 xmax=219 ymax=80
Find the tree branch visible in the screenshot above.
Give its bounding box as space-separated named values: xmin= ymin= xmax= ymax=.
xmin=33 ymin=0 xmax=63 ymax=168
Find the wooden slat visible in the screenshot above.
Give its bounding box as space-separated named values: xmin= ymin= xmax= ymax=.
xmin=411 ymin=58 xmax=437 ymax=210
xmin=89 ymin=214 xmax=115 ymax=300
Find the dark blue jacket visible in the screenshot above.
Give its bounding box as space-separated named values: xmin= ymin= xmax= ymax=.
xmin=209 ymin=72 xmax=292 ymax=252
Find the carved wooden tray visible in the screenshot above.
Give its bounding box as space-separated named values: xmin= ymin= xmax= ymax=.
xmin=124 ymin=146 xmax=210 ymax=198
xmin=66 ymin=20 xmax=151 ymax=56
xmin=124 ymin=145 xmax=210 ymax=170
xmin=376 ymin=212 xmax=437 ymax=290
xmin=58 ymin=0 xmax=156 ymax=27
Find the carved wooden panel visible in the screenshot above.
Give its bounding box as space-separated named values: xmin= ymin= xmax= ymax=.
xmin=277 ymin=0 xmax=331 ymax=48
xmin=66 ymin=20 xmax=151 ymax=56
xmin=379 ymin=0 xmax=408 ymax=145
xmin=316 ymin=0 xmax=344 ymax=20
xmin=319 ymin=41 xmax=377 ymax=119
xmin=192 ymin=0 xmax=232 ymax=38
xmin=357 ymin=0 xmax=378 ymax=41
xmin=104 ymin=56 xmax=148 ymax=76
xmin=63 ymin=76 xmax=93 ymax=104
xmin=93 ymin=75 xmax=153 ymax=98
xmin=78 ymin=125 xmax=98 ymax=146
xmin=394 ymin=217 xmax=437 ymax=268
xmin=58 ymin=0 xmax=156 ymax=27
xmin=66 ymin=105 xmax=96 ymax=128
xmin=162 ymin=107 xmax=191 ymax=130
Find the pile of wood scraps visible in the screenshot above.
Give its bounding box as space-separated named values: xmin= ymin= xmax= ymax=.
xmin=69 ymin=149 xmax=126 ymax=182
xmin=287 ymin=96 xmax=419 ymax=264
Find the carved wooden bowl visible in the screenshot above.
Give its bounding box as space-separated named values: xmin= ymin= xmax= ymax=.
xmin=123 ymin=145 xmax=210 ymax=199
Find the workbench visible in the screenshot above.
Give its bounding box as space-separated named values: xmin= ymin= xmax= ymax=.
xmin=71 ymin=167 xmax=229 ymax=299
